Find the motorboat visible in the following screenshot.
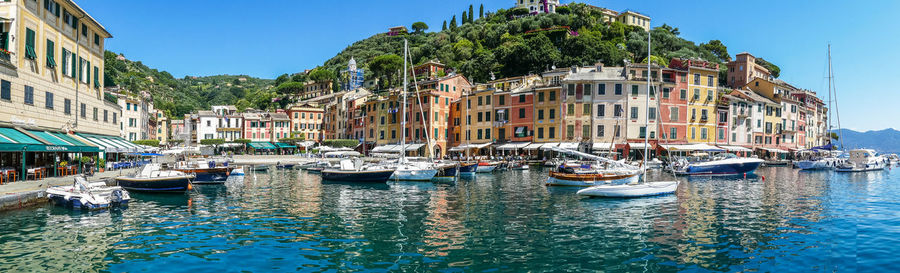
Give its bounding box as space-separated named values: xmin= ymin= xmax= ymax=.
xmin=322 ymin=159 xmax=395 ymax=183
xmin=174 ymin=159 xmax=233 ymax=184
xmin=251 ymin=164 xmax=272 ymax=172
xmin=543 ymin=158 xmax=564 ymax=167
xmin=510 ymin=161 xmax=530 ymax=170
xmin=388 ymin=158 xmax=438 ymax=181
xmin=230 ymin=167 xmax=245 ymax=176
xmin=671 ymin=154 xmax=763 ymax=176
xmin=835 ymin=149 xmax=888 ymax=172
xmin=577 ymin=181 xmax=678 ymax=198
xmin=475 ymin=161 xmax=500 ymax=173
xmin=794 ymin=157 xmax=843 ymax=170
xmin=546 ymin=162 xmax=642 ymax=187
xmin=306 ymin=162 xmax=332 ymax=174
xmin=275 ymin=163 xmax=297 ymax=169
xmin=46 ymin=175 xmax=131 ymax=210
xmin=115 ymin=163 xmax=195 ymax=193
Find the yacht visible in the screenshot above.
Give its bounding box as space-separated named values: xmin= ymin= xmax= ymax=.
xmin=671 ymin=154 xmax=763 ymax=176
xmin=46 ymin=175 xmax=131 ymax=210
xmin=322 ymin=159 xmax=395 ymax=183
xmin=835 ymin=149 xmax=888 ymax=172
xmin=115 ymin=163 xmax=195 ymax=193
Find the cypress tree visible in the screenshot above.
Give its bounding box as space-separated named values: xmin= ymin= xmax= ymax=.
xmin=479 ymin=4 xmax=484 ymax=19
xmin=450 ymin=15 xmax=457 ymax=30
xmin=442 ymin=20 xmax=447 ymax=31
xmin=462 ymin=11 xmax=468 ymax=25
xmin=469 ymin=5 xmax=474 ymax=22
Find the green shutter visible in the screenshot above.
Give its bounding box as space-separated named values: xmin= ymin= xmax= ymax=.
xmin=24 ymin=28 xmax=36 ymax=59
xmin=86 ymin=60 xmax=90 ymax=84
xmin=45 ymin=39 xmax=55 ymax=68
xmin=70 ymin=52 xmax=76 ymax=77
xmin=61 ymin=48 xmax=67 ymax=72
xmin=77 ymin=57 xmax=82 ymax=81
xmin=94 ymin=66 xmax=99 ymax=88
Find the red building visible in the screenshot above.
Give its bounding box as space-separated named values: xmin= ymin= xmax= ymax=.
xmin=658 ymin=67 xmax=689 ymax=144
xmin=403 ymin=74 xmax=471 ymax=156
xmin=509 ymin=90 xmax=534 ymax=142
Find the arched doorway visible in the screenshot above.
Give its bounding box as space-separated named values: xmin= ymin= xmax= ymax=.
xmin=434 ymin=145 xmax=442 ymax=158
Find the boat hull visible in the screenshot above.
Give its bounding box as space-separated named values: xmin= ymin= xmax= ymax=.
xmin=177 ymin=167 xmax=231 ymax=183
xmin=475 ymin=165 xmax=497 ymax=173
xmin=115 ymin=176 xmax=193 ymax=193
xmin=322 ymin=169 xmax=395 ymax=183
xmin=794 ymin=160 xmax=837 ymax=170
xmin=434 ymin=164 xmax=459 ymax=178
xmin=577 ymin=181 xmax=678 ymax=198
xmin=545 ymin=171 xmax=640 ymax=187
xmin=458 ymin=163 xmax=478 ymax=174
xmin=675 ymin=160 xmax=762 ymax=176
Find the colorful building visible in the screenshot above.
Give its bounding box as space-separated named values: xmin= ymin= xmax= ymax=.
xmin=532 ymin=69 xmax=567 ymax=145
xmin=725 ymin=52 xmax=771 ymax=89
xmin=658 ymin=66 xmax=689 ymax=144
xmin=287 ymin=104 xmax=324 ymax=141
xmin=670 ymin=58 xmax=719 ymax=144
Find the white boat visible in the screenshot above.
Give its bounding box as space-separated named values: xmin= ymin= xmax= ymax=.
xmin=671 ymin=154 xmax=764 ymax=176
xmin=577 ymin=181 xmax=679 ymax=198
xmin=835 ymin=149 xmax=888 ymax=172
xmin=389 ymin=158 xmax=439 ymax=181
xmin=510 ymin=162 xmax=529 ymax=170
xmin=546 ymin=165 xmax=642 ymax=186
xmin=794 ymin=157 xmax=843 ymax=170
xmin=46 ymin=175 xmax=131 ymax=210
xmin=576 ymin=32 xmax=678 ymax=198
xmin=230 ymin=167 xmax=245 ymax=176
xmin=475 ymin=161 xmax=499 ymax=173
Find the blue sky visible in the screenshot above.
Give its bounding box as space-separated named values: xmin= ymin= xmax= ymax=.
xmin=78 ymin=0 xmax=898 ymax=131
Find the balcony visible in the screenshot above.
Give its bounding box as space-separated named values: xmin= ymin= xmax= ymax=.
xmin=0 ymin=49 xmax=15 ymax=70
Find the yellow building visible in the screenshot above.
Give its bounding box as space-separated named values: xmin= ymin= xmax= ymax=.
xmin=0 ymin=0 xmax=117 ymax=136
xmin=671 ymin=59 xmax=719 ymax=143
xmin=154 ymin=110 xmax=168 ymax=145
xmin=616 ymin=10 xmax=651 ymax=31
xmin=532 ymin=69 xmax=568 ymax=144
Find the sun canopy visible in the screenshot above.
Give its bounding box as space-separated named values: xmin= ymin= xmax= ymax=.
xmin=274 ymin=142 xmax=297 ymax=148
xmin=717 ymin=145 xmax=752 ymax=152
xmin=496 ymin=142 xmax=530 ymax=150
xmin=248 ymin=142 xmax=276 ymax=149
xmin=449 ymin=142 xmax=491 ymax=151
xmin=76 ymin=133 xmax=141 ymax=153
xmin=539 ymin=143 xmax=560 ymax=151
xmin=558 ymin=142 xmax=579 ymax=149
xmin=591 ymin=143 xmax=615 ymax=151
xmin=661 ymin=144 xmax=724 ymax=152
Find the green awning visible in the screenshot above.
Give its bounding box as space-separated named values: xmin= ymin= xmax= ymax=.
xmin=0 ymin=127 xmax=99 ymax=152
xmin=274 ymin=142 xmax=296 ymax=148
xmin=0 ymin=127 xmax=41 ymax=144
xmin=248 ymin=142 xmax=276 ymax=149
xmin=28 ymin=130 xmax=100 ymax=152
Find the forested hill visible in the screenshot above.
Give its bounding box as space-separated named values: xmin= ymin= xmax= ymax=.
xmin=321 ymin=3 xmax=780 ymax=87
xmin=102 ymin=2 xmax=783 ymax=118
xmin=102 ymin=51 xmax=274 ymax=118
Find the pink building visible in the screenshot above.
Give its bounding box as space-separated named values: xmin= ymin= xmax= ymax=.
xmin=242 ymin=112 xmax=271 ymax=142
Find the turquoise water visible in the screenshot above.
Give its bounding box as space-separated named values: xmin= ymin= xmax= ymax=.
xmin=0 ymin=166 xmax=898 ymax=272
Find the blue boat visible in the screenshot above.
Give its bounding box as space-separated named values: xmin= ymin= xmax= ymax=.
xmin=115 ymin=164 xmax=195 ymax=193
xmin=458 ymin=162 xmax=478 ymax=175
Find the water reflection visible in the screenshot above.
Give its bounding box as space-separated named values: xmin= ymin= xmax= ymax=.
xmin=1 ymin=167 xmax=900 ymax=271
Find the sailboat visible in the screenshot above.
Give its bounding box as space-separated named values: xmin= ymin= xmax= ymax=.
xmin=795 ymin=44 xmax=846 ymax=170
xmin=388 ymin=39 xmax=439 ymax=181
xmin=578 ymin=31 xmax=678 ymax=198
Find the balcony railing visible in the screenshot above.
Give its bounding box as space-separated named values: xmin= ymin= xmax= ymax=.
xmin=0 ymin=50 xmax=14 ymax=68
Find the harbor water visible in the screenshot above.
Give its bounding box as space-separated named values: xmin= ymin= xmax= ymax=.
xmin=1 ymin=166 xmax=898 ymax=272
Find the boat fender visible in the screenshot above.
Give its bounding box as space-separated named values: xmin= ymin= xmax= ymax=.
xmin=188 ymin=183 xmax=193 ymax=191
xmin=761 ymin=176 xmax=765 ymax=181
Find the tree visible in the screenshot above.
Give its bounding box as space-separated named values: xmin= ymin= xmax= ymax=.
xmin=369 ymin=54 xmax=403 ymax=89
xmin=324 ymin=139 xmax=359 ymax=148
xmin=291 ymin=73 xmax=306 ymax=83
xmin=231 ymin=138 xmax=251 ymax=154
xmin=450 ymin=15 xmax=457 ymax=30
xmin=659 ymin=24 xmax=680 ymax=35
xmin=469 ymin=5 xmax=474 ymax=23
xmin=462 ymin=11 xmax=468 ymax=26
xmin=274 ymin=73 xmax=290 ymax=86
xmin=275 ymin=81 xmax=304 ymax=96
xmin=308 ymin=68 xmax=335 ymax=83
xmin=479 ymin=4 xmax=484 ymax=19
xmin=757 ymin=58 xmax=781 ymax=78
xmin=700 ymin=40 xmax=730 ymax=62
xmin=411 ymin=22 xmax=429 ymax=33
xmin=442 ymin=20 xmax=447 ymax=31
xmin=557 ymin=6 xmax=571 ymax=14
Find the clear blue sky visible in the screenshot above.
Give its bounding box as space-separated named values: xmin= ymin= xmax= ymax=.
xmin=79 ymin=0 xmax=898 ymax=131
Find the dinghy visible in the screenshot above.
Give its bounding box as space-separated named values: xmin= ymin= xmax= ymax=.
xmin=577 ymin=181 xmax=678 ymax=198
xmin=46 ymin=175 xmax=131 ymax=210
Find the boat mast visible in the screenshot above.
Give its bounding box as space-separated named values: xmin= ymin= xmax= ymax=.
xmin=406 ymin=45 xmax=433 ymax=159
xmin=642 ymin=30 xmax=651 ymax=184
xmin=401 ymin=39 xmax=408 ymax=161
xmin=828 ymin=44 xmax=845 ymax=151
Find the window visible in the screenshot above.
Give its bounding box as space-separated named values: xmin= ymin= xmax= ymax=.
xmin=24 ymin=28 xmax=36 ymax=60
xmin=549 ymin=91 xmax=556 ymax=101
xmin=701 ymin=128 xmax=708 ymax=140
xmin=649 ymin=86 xmax=656 ymax=97
xmin=670 ymin=107 xmax=678 ymax=122
xmin=639 ymin=127 xmax=646 ymax=138
xmin=0 ymin=80 xmax=10 ymax=100
xmin=103 ymin=109 xmax=108 ymax=122
xmin=597 ymin=125 xmax=604 ymax=137
xmin=478 ymin=96 xmax=483 ymax=105
xmin=519 ymin=108 xmax=525 ymax=118
xmin=615 ymin=84 xmax=622 ymax=95
xmin=649 ymin=107 xmax=656 ymax=120
xmin=537 ymin=127 xmax=544 ymax=138
xmin=485 ymin=128 xmax=491 ymax=139
xmin=45 ymin=0 xmax=60 ymax=17
xmin=24 ymin=85 xmax=34 ymax=105
xmin=64 ymin=98 xmax=71 ymax=115
xmin=549 ymin=109 xmax=555 ymax=119
xmin=598 ymin=84 xmax=606 ymax=95
xmin=485 ymin=95 xmax=491 ymax=105
xmin=597 ymin=104 xmax=605 ymax=117
xmin=81 ymin=24 xmax=87 ymax=37
xmin=693 ymin=73 xmax=700 ymax=85
xmin=477 ymin=129 xmax=483 ymax=139
xmin=670 ymin=128 xmax=677 ymax=139
xmin=662 ymin=88 xmax=670 ymax=99
xmin=477 ymin=112 xmax=483 ymax=122
xmin=92 ymin=107 xmax=98 ymax=121
xmin=537 ymin=110 xmax=544 ymax=120
xmin=630 ymin=107 xmax=638 ymax=119
xmin=538 ymin=92 xmax=544 ymax=102
xmin=614 ymin=104 xmax=622 ymax=117
xmin=718 ymin=128 xmax=725 ymax=140
xmin=94 ymin=34 xmax=100 ymax=46
xmin=584 ymin=84 xmax=592 ymax=96
xmin=631 ymin=85 xmax=638 ymax=96
xmin=582 ymin=125 xmax=590 ymax=138
xmin=567 ymin=84 xmax=575 ymax=96
xmin=485 ymin=111 xmax=491 ymax=121
xmin=614 ymin=125 xmax=621 ymax=137
xmin=44 ymin=91 xmax=53 ymax=109
xmin=691 ymin=127 xmax=696 ymax=139
xmin=701 ymin=109 xmax=708 ymax=120
xmin=46 ymin=39 xmax=56 ymax=68
xmin=112 ymin=113 xmax=116 ymax=124
xmin=549 ymin=127 xmax=556 ymax=138
xmin=706 ymin=90 xmax=713 ymax=101
xmin=582 ymin=103 xmax=591 ymax=115
xmin=566 ymin=125 xmax=574 ymax=139
xmin=693 ymin=89 xmax=700 ymax=100
xmin=707 ymin=75 xmax=714 ymax=87
xmin=498 ymin=95 xmax=505 ymax=106
xmin=567 ymin=104 xmax=575 ymax=115
xmin=680 ymin=89 xmax=687 ymax=100
xmin=691 ymin=109 xmax=696 ymax=120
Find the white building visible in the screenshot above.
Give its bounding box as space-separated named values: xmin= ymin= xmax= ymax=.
xmin=196 ymin=110 xmax=217 ymax=142
xmin=114 ymin=91 xmax=154 ymax=141
xmin=211 ymin=105 xmax=242 ymax=141
xmin=514 ymin=0 xmax=559 ymax=14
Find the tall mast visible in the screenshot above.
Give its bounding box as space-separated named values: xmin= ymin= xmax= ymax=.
xmin=401 ymin=39 xmax=408 ymax=161
xmin=827 ymin=44 xmax=832 ymax=145
xmin=828 ymin=44 xmax=845 ymax=151
xmin=642 ymin=30 xmax=651 ymax=184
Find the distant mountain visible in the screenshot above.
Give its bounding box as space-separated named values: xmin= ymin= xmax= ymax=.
xmin=834 ymin=128 xmax=900 ymax=153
